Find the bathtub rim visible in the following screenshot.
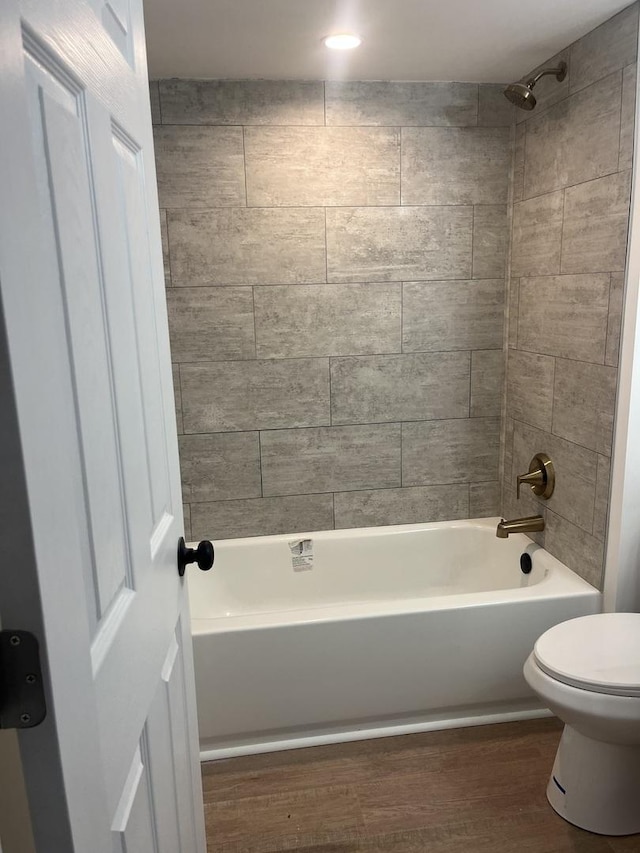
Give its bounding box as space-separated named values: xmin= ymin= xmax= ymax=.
xmin=189 ymin=516 xmax=600 ymax=633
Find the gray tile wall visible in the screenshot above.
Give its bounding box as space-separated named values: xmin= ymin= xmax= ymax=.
xmin=501 ymin=3 xmax=638 ymax=589
xmin=152 ymin=79 xmax=513 ymax=539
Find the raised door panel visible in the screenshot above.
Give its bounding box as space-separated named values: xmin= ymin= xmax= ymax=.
xmin=89 ymin=0 xmax=135 ymax=68
xmin=23 ymin=38 xmax=132 ymax=637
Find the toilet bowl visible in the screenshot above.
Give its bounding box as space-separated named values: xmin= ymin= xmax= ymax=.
xmin=523 ymin=612 xmax=640 ymax=836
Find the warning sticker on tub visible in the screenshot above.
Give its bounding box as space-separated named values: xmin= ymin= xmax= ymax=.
xmin=289 ymin=538 xmax=314 ymax=571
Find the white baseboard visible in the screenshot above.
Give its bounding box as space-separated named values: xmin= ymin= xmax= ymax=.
xmin=200 ymin=705 xmax=553 ymax=762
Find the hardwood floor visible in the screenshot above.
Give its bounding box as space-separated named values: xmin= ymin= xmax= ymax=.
xmin=201 ymin=718 xmax=638 ymax=852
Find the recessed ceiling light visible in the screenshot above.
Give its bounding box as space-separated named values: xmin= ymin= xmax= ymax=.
xmin=323 ymin=34 xmax=362 ymax=50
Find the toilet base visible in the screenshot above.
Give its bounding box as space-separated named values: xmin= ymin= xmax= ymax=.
xmin=547 ymin=725 xmax=640 ymax=836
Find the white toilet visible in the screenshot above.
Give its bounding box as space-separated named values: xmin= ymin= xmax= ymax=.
xmin=524 ymin=612 xmax=640 ymax=837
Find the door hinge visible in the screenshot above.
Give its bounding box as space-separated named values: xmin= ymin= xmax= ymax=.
xmin=0 ymin=630 xmax=47 ymax=729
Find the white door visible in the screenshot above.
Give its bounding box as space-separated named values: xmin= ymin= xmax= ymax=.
xmin=0 ymin=0 xmax=207 ymax=850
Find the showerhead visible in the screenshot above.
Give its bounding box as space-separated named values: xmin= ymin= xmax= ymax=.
xmin=503 ymin=61 xmax=567 ymax=111
xmin=504 ymin=81 xmax=536 ymax=111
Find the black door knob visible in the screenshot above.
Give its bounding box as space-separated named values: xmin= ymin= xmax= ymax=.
xmin=177 ymin=537 xmax=214 ymax=577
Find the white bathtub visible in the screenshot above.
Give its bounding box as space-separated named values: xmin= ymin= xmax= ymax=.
xmin=188 ymin=517 xmax=600 ymax=760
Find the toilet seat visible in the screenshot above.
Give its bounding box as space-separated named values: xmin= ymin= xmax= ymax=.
xmin=533 ymin=613 xmax=640 ymax=698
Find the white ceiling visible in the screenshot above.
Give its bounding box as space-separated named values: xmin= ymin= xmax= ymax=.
xmin=143 ymin=0 xmax=632 ymax=83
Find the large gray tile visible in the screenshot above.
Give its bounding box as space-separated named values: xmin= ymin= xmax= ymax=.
xmin=552 ymin=359 xmax=617 ymax=455
xmin=327 ymin=207 xmax=472 ymax=283
xmin=402 ymin=127 xmax=511 ymax=205
xmin=545 ymin=510 xmax=604 ymax=588
xmin=470 ymin=350 xmax=505 ymax=418
xmin=179 ymin=432 xmax=261 ymax=503
xmin=334 ymin=484 xmax=469 ymax=529
xmin=570 ymin=4 xmax=639 ymax=93
xmin=158 ymin=79 xmax=325 ymax=125
xmin=167 ymin=287 xmax=255 ymax=362
xmin=606 ymin=271 xmax=625 ymax=367
xmin=517 ymin=274 xmax=610 ymax=362
xmin=254 ymin=283 xmax=401 ymax=359
xmin=191 ymin=494 xmax=334 ymax=540
xmin=168 ymin=208 xmax=326 ymax=286
xmin=516 ymin=50 xmax=570 ymax=123
xmin=512 ymin=420 xmax=597 ymax=534
xmin=153 ymin=126 xmax=245 ymax=209
xmin=402 ymin=418 xmax=500 ymax=486
xmin=511 ymin=191 xmax=563 ymax=278
xmin=330 ymin=352 xmax=471 ymax=425
xmin=593 ymin=453 xmax=612 ymax=542
xmin=325 ymin=81 xmax=478 ymax=127
xmin=244 ymin=127 xmax=400 ymax=207
xmin=508 ymin=277 xmax=519 ymax=349
xmin=402 ymin=279 xmax=504 ymax=352
xmin=478 ymin=84 xmax=518 ymax=127
xmin=181 ymin=359 xmax=330 ymax=433
xmin=261 ymin=424 xmax=401 ymax=496
xmin=512 ymin=124 xmax=525 ymax=204
xmin=561 ymin=170 xmax=632 ymax=274
xmin=172 ymin=364 xmax=182 ymax=434
xmin=472 ymin=205 xmax=508 ymax=279
xmin=619 ymin=63 xmax=637 ymax=171
xmin=506 ymin=350 xmax=555 ymax=430
xmin=159 ymin=209 xmax=171 ymax=286
xmin=524 ymin=73 xmax=621 ymax=198
xmin=149 ymin=80 xmax=161 ymax=124
xmin=469 ymin=482 xmax=501 ymax=517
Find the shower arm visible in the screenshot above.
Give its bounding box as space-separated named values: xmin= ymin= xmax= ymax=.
xmin=526 ymin=64 xmax=567 ymax=88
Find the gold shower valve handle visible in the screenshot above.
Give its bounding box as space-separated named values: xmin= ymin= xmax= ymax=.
xmin=516 ymin=453 xmax=555 ymax=500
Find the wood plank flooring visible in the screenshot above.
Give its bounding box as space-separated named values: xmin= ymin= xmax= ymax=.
xmin=201 ymin=718 xmax=639 ymax=852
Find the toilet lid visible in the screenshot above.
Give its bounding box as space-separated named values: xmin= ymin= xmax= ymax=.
xmin=533 ymin=613 xmax=640 ymax=698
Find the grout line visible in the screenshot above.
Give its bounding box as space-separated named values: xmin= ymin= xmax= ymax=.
xmin=324 ymin=207 xmax=329 ymax=283
xmin=181 ymin=414 xmax=500 ymax=439
xmin=185 ymin=480 xmax=500 ymax=506
xmin=558 ymin=188 xmax=567 ymax=272
xmin=513 ymin=279 xmax=519 ymax=350
xmin=604 ymin=272 xmax=614 ymax=365
xmin=328 ymin=356 xmax=333 ymax=425
xmin=617 ymin=67 xmax=624 ymax=171
xmin=510 ymin=414 xmax=610 ymax=460
xmin=400 ymin=281 xmax=404 ymax=353
xmin=258 ymin=430 xmax=264 ymax=497
xmin=241 ymin=126 xmax=249 ymax=206
xmin=156 ymin=121 xmax=510 ymax=129
xmin=399 ymin=127 xmax=403 ymax=205
xmin=168 ymin=276 xmax=510 ymax=288
xmin=162 ymin=202 xmax=484 ymax=211
xmin=505 ymin=345 xmax=612 ymax=367
xmin=251 ymin=285 xmax=258 ymax=358
xmin=174 ymin=347 xmax=503 ymax=366
xmin=470 ymin=203 xmax=476 ymax=282
xmin=176 ymin=362 xmax=183 ymax=434
xmin=163 ymin=209 xmax=173 ymax=287
xmin=514 ymin=165 xmax=627 ymax=208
